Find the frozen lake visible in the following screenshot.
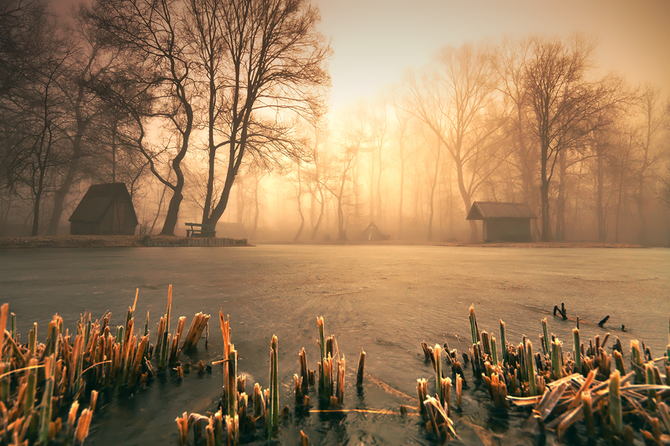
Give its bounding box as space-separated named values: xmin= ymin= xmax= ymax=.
xmin=0 ymin=245 xmax=668 ymax=445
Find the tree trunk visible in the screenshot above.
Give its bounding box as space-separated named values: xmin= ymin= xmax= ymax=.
xmin=46 ymin=129 xmax=83 ymax=235
xmin=47 ymin=164 xmax=78 ymax=235
xmin=398 ymin=154 xmax=404 ymax=239
xmin=540 ymin=180 xmax=551 ymax=242
xmin=252 ymin=175 xmax=260 ymax=240
xmin=596 ymin=148 xmax=606 ymax=242
xmin=427 ymin=137 xmax=441 ymax=242
xmin=160 ymin=189 xmax=183 ymax=236
xmin=310 ymin=187 xmax=324 ymax=241
xmin=555 ymin=150 xmax=566 ymax=241
xmin=31 ymin=191 xmax=42 ymax=236
xmin=294 ymin=165 xmax=304 ymax=242
xmin=336 ymin=197 xmax=346 ymax=241
xmin=376 ymin=144 xmax=383 ymax=226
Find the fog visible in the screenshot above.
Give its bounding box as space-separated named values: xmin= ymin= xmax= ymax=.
xmin=1 ymin=0 xmax=669 ymax=244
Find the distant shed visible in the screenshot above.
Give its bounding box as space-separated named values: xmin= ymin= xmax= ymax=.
xmin=361 ymin=222 xmax=389 ymax=241
xmin=69 ymin=183 xmax=138 ymax=235
xmin=466 ymin=201 xmax=536 ymax=242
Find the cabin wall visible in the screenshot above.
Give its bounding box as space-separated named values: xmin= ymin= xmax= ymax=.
xmin=483 ymin=218 xmax=532 ymax=242
xmin=70 ymin=221 xmax=98 ymax=235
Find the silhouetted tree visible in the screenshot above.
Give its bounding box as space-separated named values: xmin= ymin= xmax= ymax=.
xmin=193 ymin=0 xmax=330 ymax=231
xmin=87 ymin=0 xmax=195 ymax=236
xmin=524 ymin=36 xmax=616 ymax=241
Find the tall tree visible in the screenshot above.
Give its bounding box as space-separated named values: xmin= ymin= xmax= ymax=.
xmin=523 ymin=35 xmax=615 ymax=241
xmin=88 ymin=0 xmax=195 ymax=236
xmin=197 ymin=0 xmax=330 ymax=229
xmin=404 ymin=43 xmax=504 ymax=242
xmin=632 ymin=85 xmax=668 ymax=244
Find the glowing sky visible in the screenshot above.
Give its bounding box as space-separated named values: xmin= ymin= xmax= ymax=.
xmin=52 ymin=0 xmax=670 ymax=111
xmin=313 ymin=0 xmax=670 ymax=110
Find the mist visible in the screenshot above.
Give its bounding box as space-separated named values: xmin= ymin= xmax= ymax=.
xmin=1 ymin=0 xmax=669 ymax=245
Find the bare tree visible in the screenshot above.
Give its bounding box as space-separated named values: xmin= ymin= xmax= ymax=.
xmin=88 ymin=0 xmax=196 ymax=236
xmin=391 ymin=103 xmax=412 ymax=238
xmin=493 ymin=37 xmax=537 ymax=207
xmin=46 ymin=13 xmax=112 ymax=234
xmin=0 ymin=0 xmax=69 ymax=235
xmin=523 ymin=35 xmax=617 ymax=241
xmin=196 ymin=0 xmax=331 ymax=230
xmin=403 ymin=43 xmax=504 ymax=242
xmin=632 ymin=85 xmax=668 ymax=244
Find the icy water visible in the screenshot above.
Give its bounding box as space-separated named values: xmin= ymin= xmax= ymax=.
xmin=0 ymin=245 xmax=668 ymax=445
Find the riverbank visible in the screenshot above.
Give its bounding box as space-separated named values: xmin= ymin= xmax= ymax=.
xmin=0 ymin=235 xmax=648 ymax=250
xmin=0 ymin=235 xmax=249 ymax=249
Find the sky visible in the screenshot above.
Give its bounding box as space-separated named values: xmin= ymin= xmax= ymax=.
xmin=53 ymin=0 xmax=670 ymax=111
xmin=312 ymin=0 xmax=670 ymax=110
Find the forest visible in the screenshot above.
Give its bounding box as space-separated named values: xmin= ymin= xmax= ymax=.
xmin=1 ymin=0 xmax=669 ymax=245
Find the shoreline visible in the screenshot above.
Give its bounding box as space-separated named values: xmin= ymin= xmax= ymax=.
xmin=0 ymin=235 xmax=652 ymax=250
xmin=0 ymin=235 xmax=249 ymax=249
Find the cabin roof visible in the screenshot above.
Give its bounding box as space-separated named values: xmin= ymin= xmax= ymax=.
xmin=466 ymin=201 xmax=537 ymax=220
xmin=69 ymin=183 xmax=138 ymax=224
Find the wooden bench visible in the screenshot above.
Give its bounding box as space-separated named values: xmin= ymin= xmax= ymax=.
xmin=185 ymin=223 xmax=216 ymax=238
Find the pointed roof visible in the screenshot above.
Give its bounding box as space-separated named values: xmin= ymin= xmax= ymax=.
xmin=69 ymin=183 xmax=138 ymax=224
xmin=466 ymin=201 xmax=536 ymax=220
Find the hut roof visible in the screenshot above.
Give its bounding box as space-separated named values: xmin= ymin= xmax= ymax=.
xmin=69 ymin=183 xmax=138 ymax=224
xmin=466 ymin=201 xmax=536 ymax=220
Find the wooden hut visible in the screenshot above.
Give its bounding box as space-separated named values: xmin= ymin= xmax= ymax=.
xmin=361 ymin=222 xmax=389 ymax=241
xmin=69 ymin=183 xmax=138 ymax=235
xmin=466 ymin=201 xmax=536 ymax=242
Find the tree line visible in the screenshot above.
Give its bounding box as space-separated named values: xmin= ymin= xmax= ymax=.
xmin=0 ymin=0 xmax=329 ymax=236
xmin=1 ymin=0 xmax=668 ymax=244
xmin=279 ymin=36 xmax=669 ymax=244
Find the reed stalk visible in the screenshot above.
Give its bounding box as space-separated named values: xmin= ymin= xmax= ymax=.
xmin=39 ymin=376 xmax=54 ymax=444
xmin=214 ymin=410 xmax=223 ymax=446
xmin=253 ymin=383 xmax=265 ymax=419
xmin=227 ymin=347 xmax=238 ymax=417
xmin=299 ymin=348 xmax=309 ymax=390
xmin=630 ymin=340 xmax=644 ymax=383
xmin=73 ymin=408 xmax=92 ymax=446
xmin=491 ymin=335 xmax=498 ymax=367
xmin=551 ymin=339 xmax=563 ymax=380
xmin=269 ymin=335 xmax=279 ymax=439
xmin=525 ymin=341 xmax=536 ymax=396
xmin=433 ymin=344 xmax=442 ymax=402
xmin=646 ymin=363 xmax=657 ymax=411
xmin=499 ymin=320 xmax=507 ymax=366
xmin=481 ymin=331 xmax=491 ymax=356
xmin=416 ymin=378 xmax=427 ymax=417
xmin=572 ymin=328 xmax=581 ymax=375
xmin=183 ymin=312 xmax=211 ymax=350
xmin=582 ymin=391 xmax=595 ymax=440
xmin=159 ymin=285 xmax=173 ymax=370
xmin=10 ymin=313 xmax=15 ymax=341
xmin=356 ymin=349 xmax=366 ymax=387
xmin=609 ymin=370 xmax=622 ymax=434
xmin=294 ymin=374 xmax=303 ymax=405
xmin=456 ymin=375 xmax=462 ymax=407
xmin=468 ymin=305 xmax=478 ymax=345
xmin=317 ymin=317 xmax=326 ymax=391
xmin=176 ymin=412 xmax=188 ymax=446
xmin=336 ymin=356 xmax=345 ymax=405
xmin=0 ymin=304 xmax=8 ymax=363
xmin=24 ymin=359 xmax=37 ymax=417
xmin=541 ymin=318 xmax=550 ymax=360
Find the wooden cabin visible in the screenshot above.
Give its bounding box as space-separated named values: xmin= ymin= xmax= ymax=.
xmin=466 ymin=201 xmax=536 ymax=242
xmin=361 ymin=222 xmax=389 ymax=241
xmin=69 ymin=183 xmax=138 ymax=235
